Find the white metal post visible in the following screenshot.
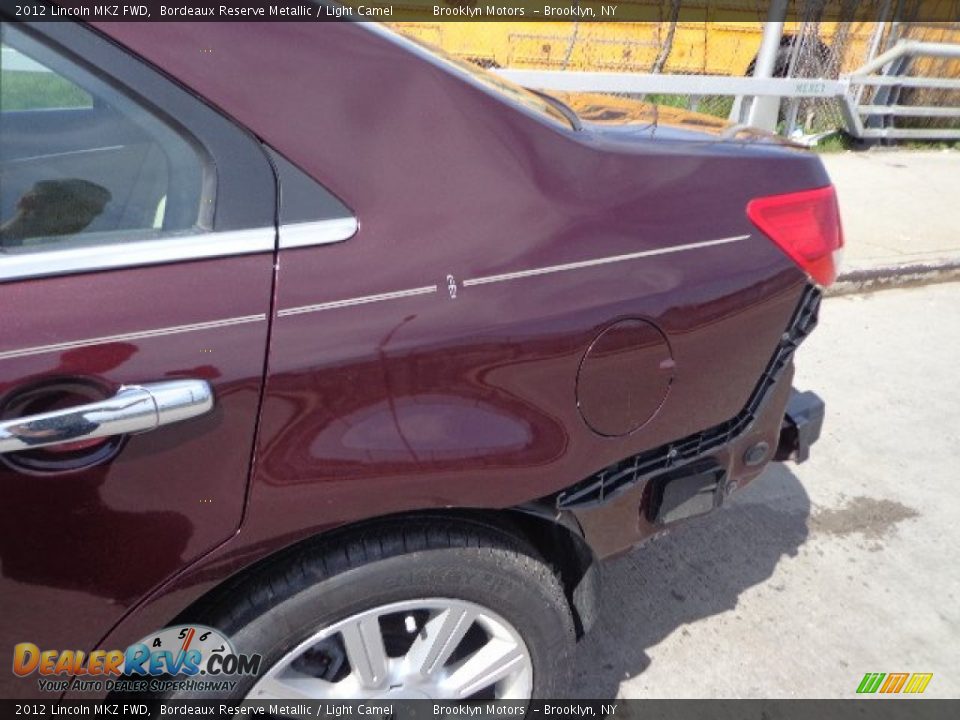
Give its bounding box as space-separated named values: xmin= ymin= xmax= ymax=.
xmin=857 ymin=1 xmax=892 ymax=106
xmin=747 ymin=3 xmax=789 ymax=131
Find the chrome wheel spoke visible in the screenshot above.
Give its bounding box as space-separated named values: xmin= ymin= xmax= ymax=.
xmin=405 ymin=606 xmax=476 ymax=678
xmin=246 ymin=598 xmax=532 ymax=701
xmin=340 ymin=614 xmax=389 ymax=690
xmin=442 ymin=637 xmax=526 ymax=699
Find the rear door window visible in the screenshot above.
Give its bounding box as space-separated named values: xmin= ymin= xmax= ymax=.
xmin=0 ymin=24 xmax=211 ymax=255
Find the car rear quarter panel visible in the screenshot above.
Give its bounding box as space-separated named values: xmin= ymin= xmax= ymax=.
xmin=81 ymin=20 xmax=829 ymax=665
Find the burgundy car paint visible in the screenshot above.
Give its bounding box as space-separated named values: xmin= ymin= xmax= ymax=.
xmin=0 ymin=19 xmax=832 ymax=700
xmin=0 ymin=256 xmax=273 ymax=699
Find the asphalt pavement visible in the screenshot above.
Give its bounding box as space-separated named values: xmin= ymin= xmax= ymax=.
xmin=571 ymin=281 xmax=960 ymax=698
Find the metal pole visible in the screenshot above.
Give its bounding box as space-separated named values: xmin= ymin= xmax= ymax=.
xmin=858 ymin=2 xmax=893 ymax=105
xmin=782 ymin=20 xmax=809 ymax=136
xmin=747 ymin=1 xmax=789 ymax=131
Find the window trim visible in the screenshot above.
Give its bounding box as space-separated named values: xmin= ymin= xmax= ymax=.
xmin=0 ymin=216 xmax=360 ymax=282
xmin=279 ymin=218 xmax=359 ymax=250
xmin=0 ymin=228 xmax=272 ymax=282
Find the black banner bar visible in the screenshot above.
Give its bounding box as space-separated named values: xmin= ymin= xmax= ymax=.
xmin=3 ymin=0 xmax=959 ymax=23
xmin=3 ymin=701 xmax=960 ymax=720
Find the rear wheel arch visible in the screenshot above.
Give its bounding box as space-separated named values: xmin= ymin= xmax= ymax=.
xmin=170 ymin=508 xmax=599 ymax=639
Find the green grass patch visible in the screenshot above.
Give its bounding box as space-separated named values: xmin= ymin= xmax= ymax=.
xmin=810 ymin=133 xmax=858 ymax=153
xmin=0 ymin=70 xmax=91 ymax=111
xmin=642 ymin=93 xmax=735 ymax=119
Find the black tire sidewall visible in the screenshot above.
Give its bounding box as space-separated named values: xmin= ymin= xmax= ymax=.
xmin=201 ymin=546 xmax=574 ymax=700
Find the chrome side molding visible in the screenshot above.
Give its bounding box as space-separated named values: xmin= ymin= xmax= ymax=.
xmin=0 ymin=229 xmax=275 ymax=283
xmin=279 ymin=217 xmax=358 ymax=249
xmin=0 ymin=215 xmax=360 ymax=283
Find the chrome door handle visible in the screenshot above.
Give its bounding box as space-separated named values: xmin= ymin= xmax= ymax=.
xmin=0 ymin=380 xmax=214 ymax=455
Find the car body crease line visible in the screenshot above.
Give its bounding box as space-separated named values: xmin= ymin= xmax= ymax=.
xmin=274 ymin=235 xmax=751 ymax=317
xmin=277 ymin=285 xmax=439 ymax=317
xmin=0 ymin=314 xmax=268 ymax=361
xmin=463 ymin=234 xmax=752 ymax=287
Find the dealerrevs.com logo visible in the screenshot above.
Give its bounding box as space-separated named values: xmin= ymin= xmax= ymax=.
xmin=13 ymin=625 xmax=262 ymax=694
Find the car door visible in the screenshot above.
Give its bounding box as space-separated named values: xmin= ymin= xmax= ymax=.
xmin=0 ymin=21 xmax=276 ymax=698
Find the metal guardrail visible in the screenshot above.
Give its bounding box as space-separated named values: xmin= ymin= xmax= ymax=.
xmin=495 ymin=70 xmax=847 ymax=99
xmin=496 ymin=40 xmax=960 ymax=143
xmin=844 ymin=40 xmax=960 ymax=140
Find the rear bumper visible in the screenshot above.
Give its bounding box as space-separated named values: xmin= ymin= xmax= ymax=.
xmin=554 ymin=285 xmax=824 ymax=559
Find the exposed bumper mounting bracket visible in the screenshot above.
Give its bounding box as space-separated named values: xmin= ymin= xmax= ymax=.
xmin=776 ymin=389 xmax=825 ymax=464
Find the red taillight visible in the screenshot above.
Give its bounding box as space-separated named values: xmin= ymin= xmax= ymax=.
xmin=747 ymin=185 xmax=844 ymax=286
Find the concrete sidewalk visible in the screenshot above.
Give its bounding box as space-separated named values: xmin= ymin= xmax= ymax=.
xmin=820 ymin=150 xmax=960 ymax=290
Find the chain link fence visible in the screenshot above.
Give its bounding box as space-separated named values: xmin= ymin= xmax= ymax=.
xmin=392 ymin=2 xmax=960 ymax=139
xmin=780 ymin=17 xmax=960 ymax=135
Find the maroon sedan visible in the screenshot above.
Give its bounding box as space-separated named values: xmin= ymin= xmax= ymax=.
xmin=0 ymin=17 xmax=840 ymax=701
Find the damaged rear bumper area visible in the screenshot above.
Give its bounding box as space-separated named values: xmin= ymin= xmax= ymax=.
xmin=559 ymin=285 xmax=825 ymax=559
xmin=776 ymin=389 xmax=825 ymax=464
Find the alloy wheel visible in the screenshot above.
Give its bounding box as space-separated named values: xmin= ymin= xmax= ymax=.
xmin=246 ymin=598 xmax=533 ymax=700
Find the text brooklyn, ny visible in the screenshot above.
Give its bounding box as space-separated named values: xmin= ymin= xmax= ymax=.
xmin=433 ymin=4 xmax=618 ymax=17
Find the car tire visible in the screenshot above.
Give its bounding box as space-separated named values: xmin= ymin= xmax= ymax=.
xmin=170 ymin=517 xmax=576 ymax=700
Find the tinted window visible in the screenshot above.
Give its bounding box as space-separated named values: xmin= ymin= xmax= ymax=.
xmin=0 ymin=45 xmax=91 ymax=110
xmin=0 ymin=25 xmax=211 ymax=255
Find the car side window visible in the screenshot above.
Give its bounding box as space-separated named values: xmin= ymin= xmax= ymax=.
xmin=0 ymin=24 xmax=212 ymax=255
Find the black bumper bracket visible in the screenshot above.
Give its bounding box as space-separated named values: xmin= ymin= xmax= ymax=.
xmin=776 ymin=389 xmax=825 ymax=463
